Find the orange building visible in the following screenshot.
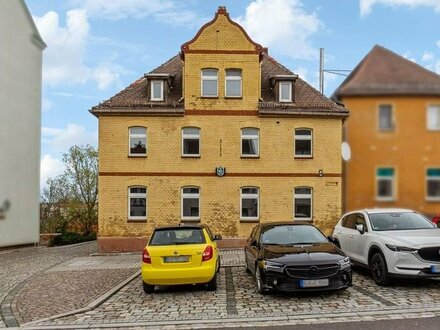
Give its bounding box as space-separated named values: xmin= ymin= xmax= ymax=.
xmin=334 ymin=45 xmax=440 ymax=217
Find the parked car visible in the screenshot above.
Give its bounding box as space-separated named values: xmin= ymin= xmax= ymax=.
xmin=141 ymin=224 xmax=221 ymax=293
xmin=244 ymin=221 xmax=352 ymax=294
xmin=332 ymin=208 xmax=440 ymax=286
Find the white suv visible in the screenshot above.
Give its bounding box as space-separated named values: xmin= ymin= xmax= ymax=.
xmin=332 ymin=208 xmax=440 ymax=285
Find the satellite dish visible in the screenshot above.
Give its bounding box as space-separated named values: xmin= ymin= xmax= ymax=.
xmin=341 ymin=142 xmax=351 ymax=161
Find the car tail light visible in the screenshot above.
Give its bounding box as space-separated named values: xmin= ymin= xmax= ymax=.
xmin=142 ymin=248 xmax=151 ymax=264
xmin=202 ymin=246 xmax=213 ymax=262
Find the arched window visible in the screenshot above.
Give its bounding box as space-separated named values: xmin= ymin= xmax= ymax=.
xmin=241 ymin=187 xmax=259 ymax=220
xmin=201 ymin=69 xmax=218 ymax=97
xmin=128 ymin=186 xmax=147 ymax=220
xmin=241 ymin=128 xmax=259 ymax=157
xmin=181 ymin=186 xmax=200 ymax=221
xmin=294 ymin=128 xmax=312 ymax=158
xmin=294 ymin=187 xmax=312 ymax=221
xmin=129 ymin=127 xmax=147 ymax=156
xmin=182 ymin=127 xmax=200 ymax=156
xmin=225 ymin=69 xmax=242 ymax=97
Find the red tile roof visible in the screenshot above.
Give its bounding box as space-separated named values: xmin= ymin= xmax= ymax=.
xmin=333 ymin=45 xmax=440 ymax=99
xmin=91 ymin=52 xmax=347 ymax=118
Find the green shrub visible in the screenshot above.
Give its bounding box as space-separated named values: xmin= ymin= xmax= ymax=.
xmin=49 ymin=231 xmax=96 ymax=246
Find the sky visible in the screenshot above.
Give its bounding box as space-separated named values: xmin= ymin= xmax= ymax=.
xmin=26 ymin=0 xmax=440 ymax=188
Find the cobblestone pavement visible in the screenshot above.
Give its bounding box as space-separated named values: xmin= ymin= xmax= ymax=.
xmin=24 ymin=250 xmax=440 ymax=329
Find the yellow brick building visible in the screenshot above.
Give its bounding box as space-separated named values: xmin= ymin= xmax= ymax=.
xmin=92 ymin=7 xmax=349 ymax=252
xmin=334 ymin=45 xmax=440 ymax=216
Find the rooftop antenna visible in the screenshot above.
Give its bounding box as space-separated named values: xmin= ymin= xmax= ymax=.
xmin=319 ymin=48 xmax=352 ymax=95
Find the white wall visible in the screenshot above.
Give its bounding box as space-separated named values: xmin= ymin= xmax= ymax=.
xmin=0 ymin=0 xmax=44 ymax=247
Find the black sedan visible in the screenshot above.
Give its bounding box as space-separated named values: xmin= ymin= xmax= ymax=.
xmin=244 ymin=222 xmax=352 ymax=294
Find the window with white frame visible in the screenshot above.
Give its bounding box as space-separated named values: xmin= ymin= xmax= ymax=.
xmin=241 ymin=128 xmax=259 ymax=157
xmin=201 ymin=69 xmax=218 ymax=97
xmin=182 ymin=187 xmax=200 ymax=220
xmin=182 ymin=127 xmax=200 ymax=156
xmin=427 ymin=105 xmax=440 ymax=131
xmin=427 ymin=168 xmax=440 ymax=201
xmin=294 ymin=129 xmax=312 ymax=157
xmin=376 ymin=168 xmax=395 ymax=201
xmin=128 ymin=186 xmax=147 ymax=220
xmin=279 ymin=81 xmax=292 ymax=102
xmin=241 ymin=187 xmax=259 ymax=220
xmin=294 ymin=187 xmax=312 ymax=220
xmin=129 ymin=127 xmax=147 ymax=156
xmin=150 ymin=80 xmax=164 ymax=101
xmin=225 ymin=69 xmax=242 ymax=97
xmin=378 ymin=104 xmax=394 ymax=131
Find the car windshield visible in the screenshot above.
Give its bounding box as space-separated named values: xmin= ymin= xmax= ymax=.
xmin=369 ymin=212 xmax=436 ymax=231
xmin=261 ymin=225 xmax=328 ymax=245
xmin=149 ymin=228 xmax=206 ymax=245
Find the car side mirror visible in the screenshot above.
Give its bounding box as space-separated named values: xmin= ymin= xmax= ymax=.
xmin=356 ymin=224 xmax=366 ymax=234
xmin=250 ymin=239 xmax=258 ymax=247
xmin=214 ymin=234 xmax=222 ymax=241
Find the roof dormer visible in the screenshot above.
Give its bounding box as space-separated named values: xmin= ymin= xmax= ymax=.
xmin=270 ymin=75 xmax=298 ymax=103
xmin=144 ymin=73 xmax=174 ymax=102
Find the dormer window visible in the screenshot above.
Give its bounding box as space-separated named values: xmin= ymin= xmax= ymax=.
xmin=279 ymin=81 xmax=292 ymax=102
xmin=150 ymin=80 xmax=164 ymax=101
xmin=271 ymin=75 xmax=297 ymax=103
xmin=201 ymin=69 xmax=218 ymax=97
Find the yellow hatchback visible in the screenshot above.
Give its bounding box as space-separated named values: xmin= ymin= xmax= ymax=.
xmin=141 ymin=224 xmax=222 ymax=293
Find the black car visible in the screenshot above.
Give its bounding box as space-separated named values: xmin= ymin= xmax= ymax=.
xmin=244 ymin=222 xmax=352 ymax=294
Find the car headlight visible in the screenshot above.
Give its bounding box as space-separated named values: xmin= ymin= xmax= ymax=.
xmin=262 ymin=260 xmax=284 ymax=272
xmin=338 ymin=257 xmax=351 ymax=270
xmin=385 ymin=244 xmax=417 ymax=252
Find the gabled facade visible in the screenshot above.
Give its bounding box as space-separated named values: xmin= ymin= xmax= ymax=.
xmin=334 ymin=45 xmax=440 ymax=217
xmin=92 ymin=7 xmax=348 ymax=252
xmin=0 ymin=0 xmax=46 ymax=247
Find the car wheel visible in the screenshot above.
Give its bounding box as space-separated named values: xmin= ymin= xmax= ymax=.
xmin=370 ymin=253 xmax=390 ymax=286
xmin=142 ymin=281 xmax=155 ymax=294
xmin=207 ymin=271 xmax=218 ymax=291
xmin=255 ymin=266 xmax=267 ymax=295
xmin=244 ymin=254 xmax=251 ymax=274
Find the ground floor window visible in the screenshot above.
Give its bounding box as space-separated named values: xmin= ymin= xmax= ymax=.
xmin=427 ymin=168 xmax=440 ymax=201
xmin=182 ymin=187 xmax=200 ymax=221
xmin=128 ymin=186 xmax=147 ymax=220
xmin=241 ymin=187 xmax=259 ymax=221
xmin=376 ymin=167 xmax=395 ymax=201
xmin=294 ymin=187 xmax=312 ymax=220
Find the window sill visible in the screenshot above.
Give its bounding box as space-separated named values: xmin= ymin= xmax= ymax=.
xmin=128 ymin=155 xmax=147 ymax=158
xmin=182 ymin=155 xmax=201 ymax=158
xmin=181 ymin=218 xmax=200 ymax=222
xmin=225 ymin=96 xmax=243 ymax=99
xmin=378 ymin=129 xmax=395 ymax=132
xmin=240 ymin=219 xmax=259 ymax=223
xmin=294 ymin=156 xmax=313 ymax=159
xmin=294 ymin=218 xmax=312 ymax=221
xmin=426 ymin=198 xmax=440 ymax=202
xmin=127 ymin=219 xmax=147 ymax=223
xmin=200 ymin=96 xmax=219 ymax=99
xmin=376 ymin=197 xmax=395 ymax=202
xmin=241 ymin=155 xmax=260 ymax=159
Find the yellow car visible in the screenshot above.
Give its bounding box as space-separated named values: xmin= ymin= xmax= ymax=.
xmin=141 ymin=224 xmax=222 ymax=293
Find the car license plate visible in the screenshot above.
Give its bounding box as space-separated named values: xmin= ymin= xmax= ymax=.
xmin=164 ymin=256 xmax=189 ymax=263
xmin=299 ymin=279 xmax=329 ymax=288
xmin=430 ymin=265 xmax=440 ymax=273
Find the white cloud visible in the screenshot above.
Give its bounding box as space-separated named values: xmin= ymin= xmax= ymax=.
xmin=40 ymin=154 xmax=64 ymax=188
xmin=33 ymin=10 xmax=124 ymax=89
xmin=78 ymin=0 xmax=199 ymax=26
xmin=236 ymin=0 xmax=322 ymax=60
xmin=42 ymin=124 xmax=97 ymax=153
xmin=437 ymin=40 xmax=440 ymax=49
xmin=422 ymin=51 xmax=434 ymax=62
xmin=360 ymin=0 xmax=440 ymax=16
xmin=403 ymin=52 xmax=417 ymax=63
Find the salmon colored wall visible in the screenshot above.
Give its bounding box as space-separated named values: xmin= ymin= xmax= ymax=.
xmin=342 ymin=96 xmax=440 ymax=216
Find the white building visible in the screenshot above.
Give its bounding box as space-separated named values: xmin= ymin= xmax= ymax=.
xmin=0 ymin=0 xmax=46 ymax=247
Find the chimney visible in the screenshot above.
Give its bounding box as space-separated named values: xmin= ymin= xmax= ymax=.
xmin=263 ymin=47 xmax=269 ymax=55
xmin=217 ymin=6 xmax=228 ymax=15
